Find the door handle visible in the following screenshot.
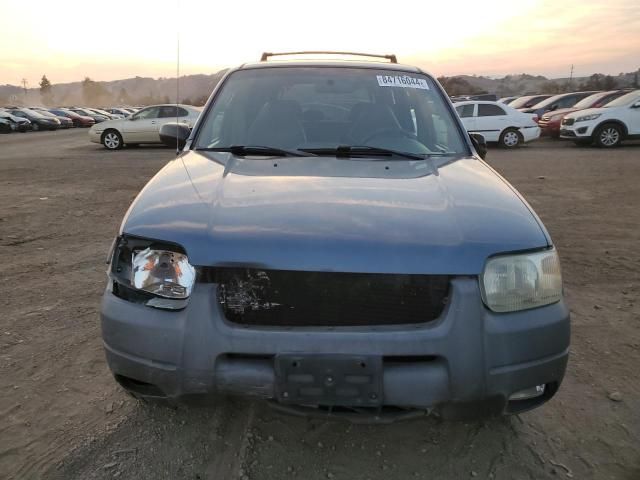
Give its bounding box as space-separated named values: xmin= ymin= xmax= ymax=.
xmin=151 ymin=121 xmax=156 ymax=124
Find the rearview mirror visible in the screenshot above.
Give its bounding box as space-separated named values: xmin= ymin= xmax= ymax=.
xmin=469 ymin=133 xmax=487 ymax=160
xmin=160 ymin=122 xmax=190 ymax=150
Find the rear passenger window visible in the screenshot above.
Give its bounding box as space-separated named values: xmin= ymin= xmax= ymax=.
xmin=159 ymin=106 xmax=189 ymax=118
xmin=455 ymin=104 xmax=475 ymax=118
xmin=477 ymin=104 xmax=506 ymax=116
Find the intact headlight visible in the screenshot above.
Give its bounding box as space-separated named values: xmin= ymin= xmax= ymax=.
xmin=481 ymin=249 xmax=562 ymax=313
xmin=575 ymin=113 xmax=601 ymax=122
xmin=131 ymin=248 xmax=196 ymax=299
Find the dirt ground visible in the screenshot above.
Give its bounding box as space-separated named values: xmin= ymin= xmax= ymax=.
xmin=0 ymin=129 xmax=639 ymax=480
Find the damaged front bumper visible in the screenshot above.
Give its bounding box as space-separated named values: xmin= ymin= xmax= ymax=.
xmin=101 ymin=277 xmax=570 ymax=420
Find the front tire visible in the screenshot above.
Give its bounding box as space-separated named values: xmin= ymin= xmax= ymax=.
xmin=102 ymin=130 xmax=123 ymax=150
xmin=594 ymin=123 xmax=623 ymax=148
xmin=499 ymin=128 xmax=522 ymax=148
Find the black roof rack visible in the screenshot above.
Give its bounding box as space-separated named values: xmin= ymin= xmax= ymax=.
xmin=260 ymin=51 xmax=398 ymax=64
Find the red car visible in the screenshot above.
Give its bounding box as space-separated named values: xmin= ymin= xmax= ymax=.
xmin=538 ymin=90 xmax=628 ymax=137
xmin=49 ymin=108 xmax=95 ymax=128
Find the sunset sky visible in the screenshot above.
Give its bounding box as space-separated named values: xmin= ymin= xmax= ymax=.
xmin=1 ymin=0 xmax=639 ymax=87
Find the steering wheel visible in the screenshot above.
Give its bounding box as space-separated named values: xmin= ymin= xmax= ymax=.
xmin=361 ymin=127 xmax=418 ymax=144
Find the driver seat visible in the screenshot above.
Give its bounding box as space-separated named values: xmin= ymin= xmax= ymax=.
xmin=347 ymin=103 xmax=403 ymax=144
xmin=247 ymin=100 xmax=307 ymax=148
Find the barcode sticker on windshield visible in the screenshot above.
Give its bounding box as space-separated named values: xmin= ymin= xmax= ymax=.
xmin=377 ymin=75 xmax=429 ymax=89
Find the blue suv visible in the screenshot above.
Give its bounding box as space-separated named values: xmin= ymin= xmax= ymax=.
xmin=101 ymin=52 xmax=569 ymax=421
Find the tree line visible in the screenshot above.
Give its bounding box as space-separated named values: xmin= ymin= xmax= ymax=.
xmin=31 ymin=68 xmax=640 ymax=106
xmin=438 ymin=70 xmax=639 ymax=97
xmin=34 ymin=75 xmax=211 ymax=107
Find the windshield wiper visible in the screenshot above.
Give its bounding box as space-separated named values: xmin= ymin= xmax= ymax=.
xmin=301 ymin=145 xmax=426 ymax=160
xmin=195 ymin=145 xmax=316 ymax=157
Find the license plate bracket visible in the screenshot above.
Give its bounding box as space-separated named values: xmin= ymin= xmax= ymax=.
xmin=275 ymin=354 xmax=382 ymax=407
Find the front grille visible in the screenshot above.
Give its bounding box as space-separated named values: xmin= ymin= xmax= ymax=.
xmin=215 ymin=268 xmax=450 ymax=327
xmin=562 ymin=118 xmax=575 ymax=126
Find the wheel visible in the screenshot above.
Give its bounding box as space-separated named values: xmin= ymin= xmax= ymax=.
xmin=102 ymin=130 xmax=123 ymax=150
xmin=594 ymin=123 xmax=623 ymax=148
xmin=499 ymin=128 xmax=522 ymax=148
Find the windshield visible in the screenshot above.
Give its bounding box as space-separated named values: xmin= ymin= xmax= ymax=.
xmin=22 ymin=109 xmax=46 ymax=119
xmin=194 ymin=67 xmax=468 ymax=156
xmin=572 ymin=92 xmax=609 ymax=109
xmin=531 ymin=94 xmax=565 ymax=109
xmin=509 ymin=95 xmax=547 ymax=108
xmin=604 ymin=90 xmax=640 ymax=108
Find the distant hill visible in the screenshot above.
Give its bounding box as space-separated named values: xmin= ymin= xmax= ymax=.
xmin=1 ymin=68 xmax=638 ymax=107
xmin=438 ymin=71 xmax=639 ymax=97
xmin=0 ymin=70 xmax=228 ymax=107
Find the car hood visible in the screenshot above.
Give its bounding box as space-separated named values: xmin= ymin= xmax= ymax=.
xmin=120 ymin=152 xmax=550 ymax=275
xmin=94 ymin=118 xmax=122 ymax=128
xmin=542 ymin=107 xmax=577 ymax=118
xmin=563 ymin=107 xmax=608 ymax=119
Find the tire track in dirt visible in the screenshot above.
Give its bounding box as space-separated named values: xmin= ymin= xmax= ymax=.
xmin=204 ymin=400 xmax=257 ymax=479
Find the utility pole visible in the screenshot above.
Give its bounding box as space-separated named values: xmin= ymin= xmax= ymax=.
xmin=21 ymin=78 xmax=28 ymax=103
xmin=569 ymin=64 xmax=574 ymax=88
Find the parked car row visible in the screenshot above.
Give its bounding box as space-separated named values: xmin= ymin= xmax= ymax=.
xmin=454 ymin=89 xmax=640 ymax=147
xmin=0 ymin=106 xmax=141 ymax=133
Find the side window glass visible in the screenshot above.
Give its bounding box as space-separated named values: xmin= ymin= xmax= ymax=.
xmin=477 ymin=104 xmax=506 ymax=116
xmin=456 ymin=104 xmax=475 ymax=118
xmin=159 ymin=106 xmax=174 ymax=118
xmin=158 ymin=106 xmax=189 ymax=118
xmin=133 ymin=107 xmax=160 ymax=120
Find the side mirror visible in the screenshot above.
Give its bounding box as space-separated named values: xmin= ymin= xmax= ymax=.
xmin=160 ymin=122 xmax=190 ymax=150
xmin=469 ymin=133 xmax=487 ymax=159
xmin=549 ymin=105 xmax=558 ymax=111
xmin=128 ymin=115 xmax=136 ymax=121
xmin=632 ymin=101 xmax=640 ymax=109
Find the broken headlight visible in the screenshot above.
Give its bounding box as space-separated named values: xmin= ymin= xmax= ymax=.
xmin=132 ymin=248 xmax=195 ymax=299
xmin=108 ymin=236 xmax=196 ymax=308
xmin=481 ymin=249 xmax=562 ymax=313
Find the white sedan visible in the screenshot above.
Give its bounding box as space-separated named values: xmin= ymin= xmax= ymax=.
xmin=454 ymin=101 xmax=540 ymax=148
xmin=89 ymin=104 xmax=201 ymax=150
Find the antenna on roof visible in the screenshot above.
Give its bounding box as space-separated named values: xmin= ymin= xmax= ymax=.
xmin=175 ymin=3 xmax=180 ymax=155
